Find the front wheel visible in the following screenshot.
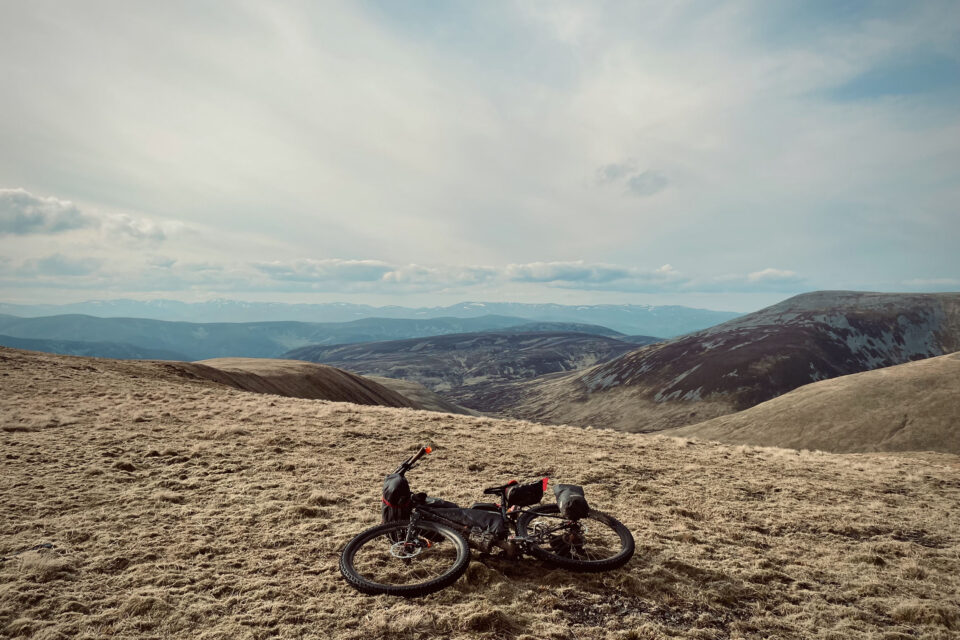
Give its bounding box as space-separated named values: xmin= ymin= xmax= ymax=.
xmin=339 ymin=520 xmax=470 ymax=597
xmin=517 ymin=504 xmax=634 ymax=572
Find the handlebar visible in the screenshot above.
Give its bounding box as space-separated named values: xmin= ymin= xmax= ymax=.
xmin=393 ymin=445 xmax=432 ymax=476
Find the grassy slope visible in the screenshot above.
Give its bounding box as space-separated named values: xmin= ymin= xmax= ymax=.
xmin=1 ymin=347 xmax=959 ymax=639
xmin=666 ymin=353 xmax=960 ymax=454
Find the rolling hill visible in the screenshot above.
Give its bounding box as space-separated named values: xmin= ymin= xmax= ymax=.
xmin=192 ymin=358 xmax=476 ymax=416
xmin=665 ymin=352 xmax=960 ymax=454
xmin=489 ymin=291 xmax=960 ymax=432
xmin=0 ymin=314 xmax=589 ymax=361
xmin=0 ymin=334 xmax=189 ymax=361
xmin=284 ymin=331 xmax=646 ymax=411
xmin=1 ymin=347 xmax=958 ymax=639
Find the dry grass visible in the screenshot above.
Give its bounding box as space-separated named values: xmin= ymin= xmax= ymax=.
xmin=668 ymin=352 xmax=960 ymax=454
xmin=1 ymin=346 xmax=959 ymax=639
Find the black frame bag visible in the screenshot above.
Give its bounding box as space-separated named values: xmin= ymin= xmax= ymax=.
xmin=553 ymin=484 xmax=590 ymax=520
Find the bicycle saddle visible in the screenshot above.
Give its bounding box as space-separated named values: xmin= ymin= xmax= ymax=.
xmin=482 ymin=482 xmax=515 ymax=496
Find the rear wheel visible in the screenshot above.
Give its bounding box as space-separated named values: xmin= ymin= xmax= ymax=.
xmin=517 ymin=504 xmax=634 ymax=572
xmin=339 ymin=520 xmax=470 ymax=597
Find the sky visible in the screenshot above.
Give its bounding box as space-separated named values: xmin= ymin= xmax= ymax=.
xmin=0 ymin=0 xmax=958 ymax=313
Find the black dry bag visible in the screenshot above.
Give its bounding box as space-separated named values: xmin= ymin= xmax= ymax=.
xmin=553 ymin=483 xmax=589 ymax=520
xmin=506 ymin=478 xmax=548 ymax=507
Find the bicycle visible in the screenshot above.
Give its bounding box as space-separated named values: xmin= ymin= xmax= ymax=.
xmin=339 ymin=445 xmax=636 ymax=597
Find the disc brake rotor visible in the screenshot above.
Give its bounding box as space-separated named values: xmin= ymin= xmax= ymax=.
xmin=389 ymin=540 xmax=424 ymax=559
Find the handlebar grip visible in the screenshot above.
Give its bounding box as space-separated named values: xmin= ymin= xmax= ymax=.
xmin=409 ymin=445 xmax=432 ymax=465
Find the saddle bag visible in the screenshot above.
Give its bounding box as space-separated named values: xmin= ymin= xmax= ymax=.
xmin=505 ymin=478 xmax=548 ymax=507
xmin=553 ymin=484 xmax=590 ymax=520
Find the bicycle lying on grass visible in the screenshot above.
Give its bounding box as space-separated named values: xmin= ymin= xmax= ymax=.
xmin=339 ymin=446 xmax=635 ymax=596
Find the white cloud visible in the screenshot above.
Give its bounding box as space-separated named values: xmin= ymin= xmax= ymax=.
xmin=104 ymin=213 xmax=170 ymax=244
xmin=382 ymin=264 xmax=497 ymax=286
xmin=747 ymin=268 xmax=800 ymax=283
xmin=0 ymin=188 xmax=97 ymax=235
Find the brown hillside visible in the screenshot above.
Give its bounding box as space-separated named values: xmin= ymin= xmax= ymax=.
xmin=2 ymin=347 xmax=959 ymax=639
xmin=665 ymin=352 xmax=960 ymax=454
xmin=493 ymin=291 xmax=960 ymax=432
xmin=192 ymin=357 xmax=417 ymax=408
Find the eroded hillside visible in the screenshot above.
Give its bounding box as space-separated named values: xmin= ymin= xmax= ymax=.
xmin=1 ymin=347 xmax=959 ymax=639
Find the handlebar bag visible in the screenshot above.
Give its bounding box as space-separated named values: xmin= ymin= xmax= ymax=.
xmin=506 ymin=478 xmax=547 ymax=507
xmin=381 ymin=473 xmax=412 ymax=526
xmin=553 ymin=484 xmax=589 ymax=520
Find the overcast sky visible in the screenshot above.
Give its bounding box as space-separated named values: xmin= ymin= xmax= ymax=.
xmin=1 ymin=0 xmax=957 ymax=312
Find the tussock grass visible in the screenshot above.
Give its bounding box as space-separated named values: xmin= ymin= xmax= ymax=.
xmin=1 ymin=346 xmax=959 ymax=639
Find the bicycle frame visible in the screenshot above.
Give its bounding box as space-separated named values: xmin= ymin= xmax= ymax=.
xmin=390 ymin=446 xmax=574 ymax=554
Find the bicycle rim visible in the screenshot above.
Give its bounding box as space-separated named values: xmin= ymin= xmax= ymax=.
xmin=519 ymin=505 xmax=634 ymax=570
xmin=340 ymin=521 xmax=469 ymax=596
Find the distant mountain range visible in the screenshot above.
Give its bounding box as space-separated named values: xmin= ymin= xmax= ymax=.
xmin=0 ymin=299 xmax=740 ymax=337
xmin=484 ymin=291 xmax=960 ymax=432
xmin=0 ymin=314 xmax=623 ymax=361
xmin=284 ymin=331 xmax=657 ymax=409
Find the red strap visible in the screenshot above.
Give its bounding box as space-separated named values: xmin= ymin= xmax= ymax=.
xmin=542 ymin=477 xmax=549 ymax=491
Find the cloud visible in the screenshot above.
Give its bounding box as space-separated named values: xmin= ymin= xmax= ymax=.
xmin=381 ymin=264 xmax=497 ymax=286
xmin=506 ymin=261 xmax=633 ymax=283
xmin=596 ymin=162 xmax=636 ymax=184
xmin=747 ymin=268 xmax=801 ymax=284
xmin=0 ymin=188 xmax=98 ymax=235
xmin=105 ymin=213 xmax=168 ymax=244
xmin=596 ymin=162 xmax=669 ymax=197
xmin=902 ymin=277 xmax=960 ymax=289
xmin=0 ymin=250 xmax=809 ymax=297
xmin=147 ymin=255 xmax=177 ymax=268
xmin=0 ymin=188 xmax=183 ymax=249
xmin=254 ymin=259 xmax=394 ymax=283
xmin=19 ymin=253 xmax=102 ymax=276
xmin=245 ymin=258 xmax=802 ymax=294
xmin=626 ymin=171 xmax=669 ymax=197
xmin=822 ymin=52 xmax=960 ymax=102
